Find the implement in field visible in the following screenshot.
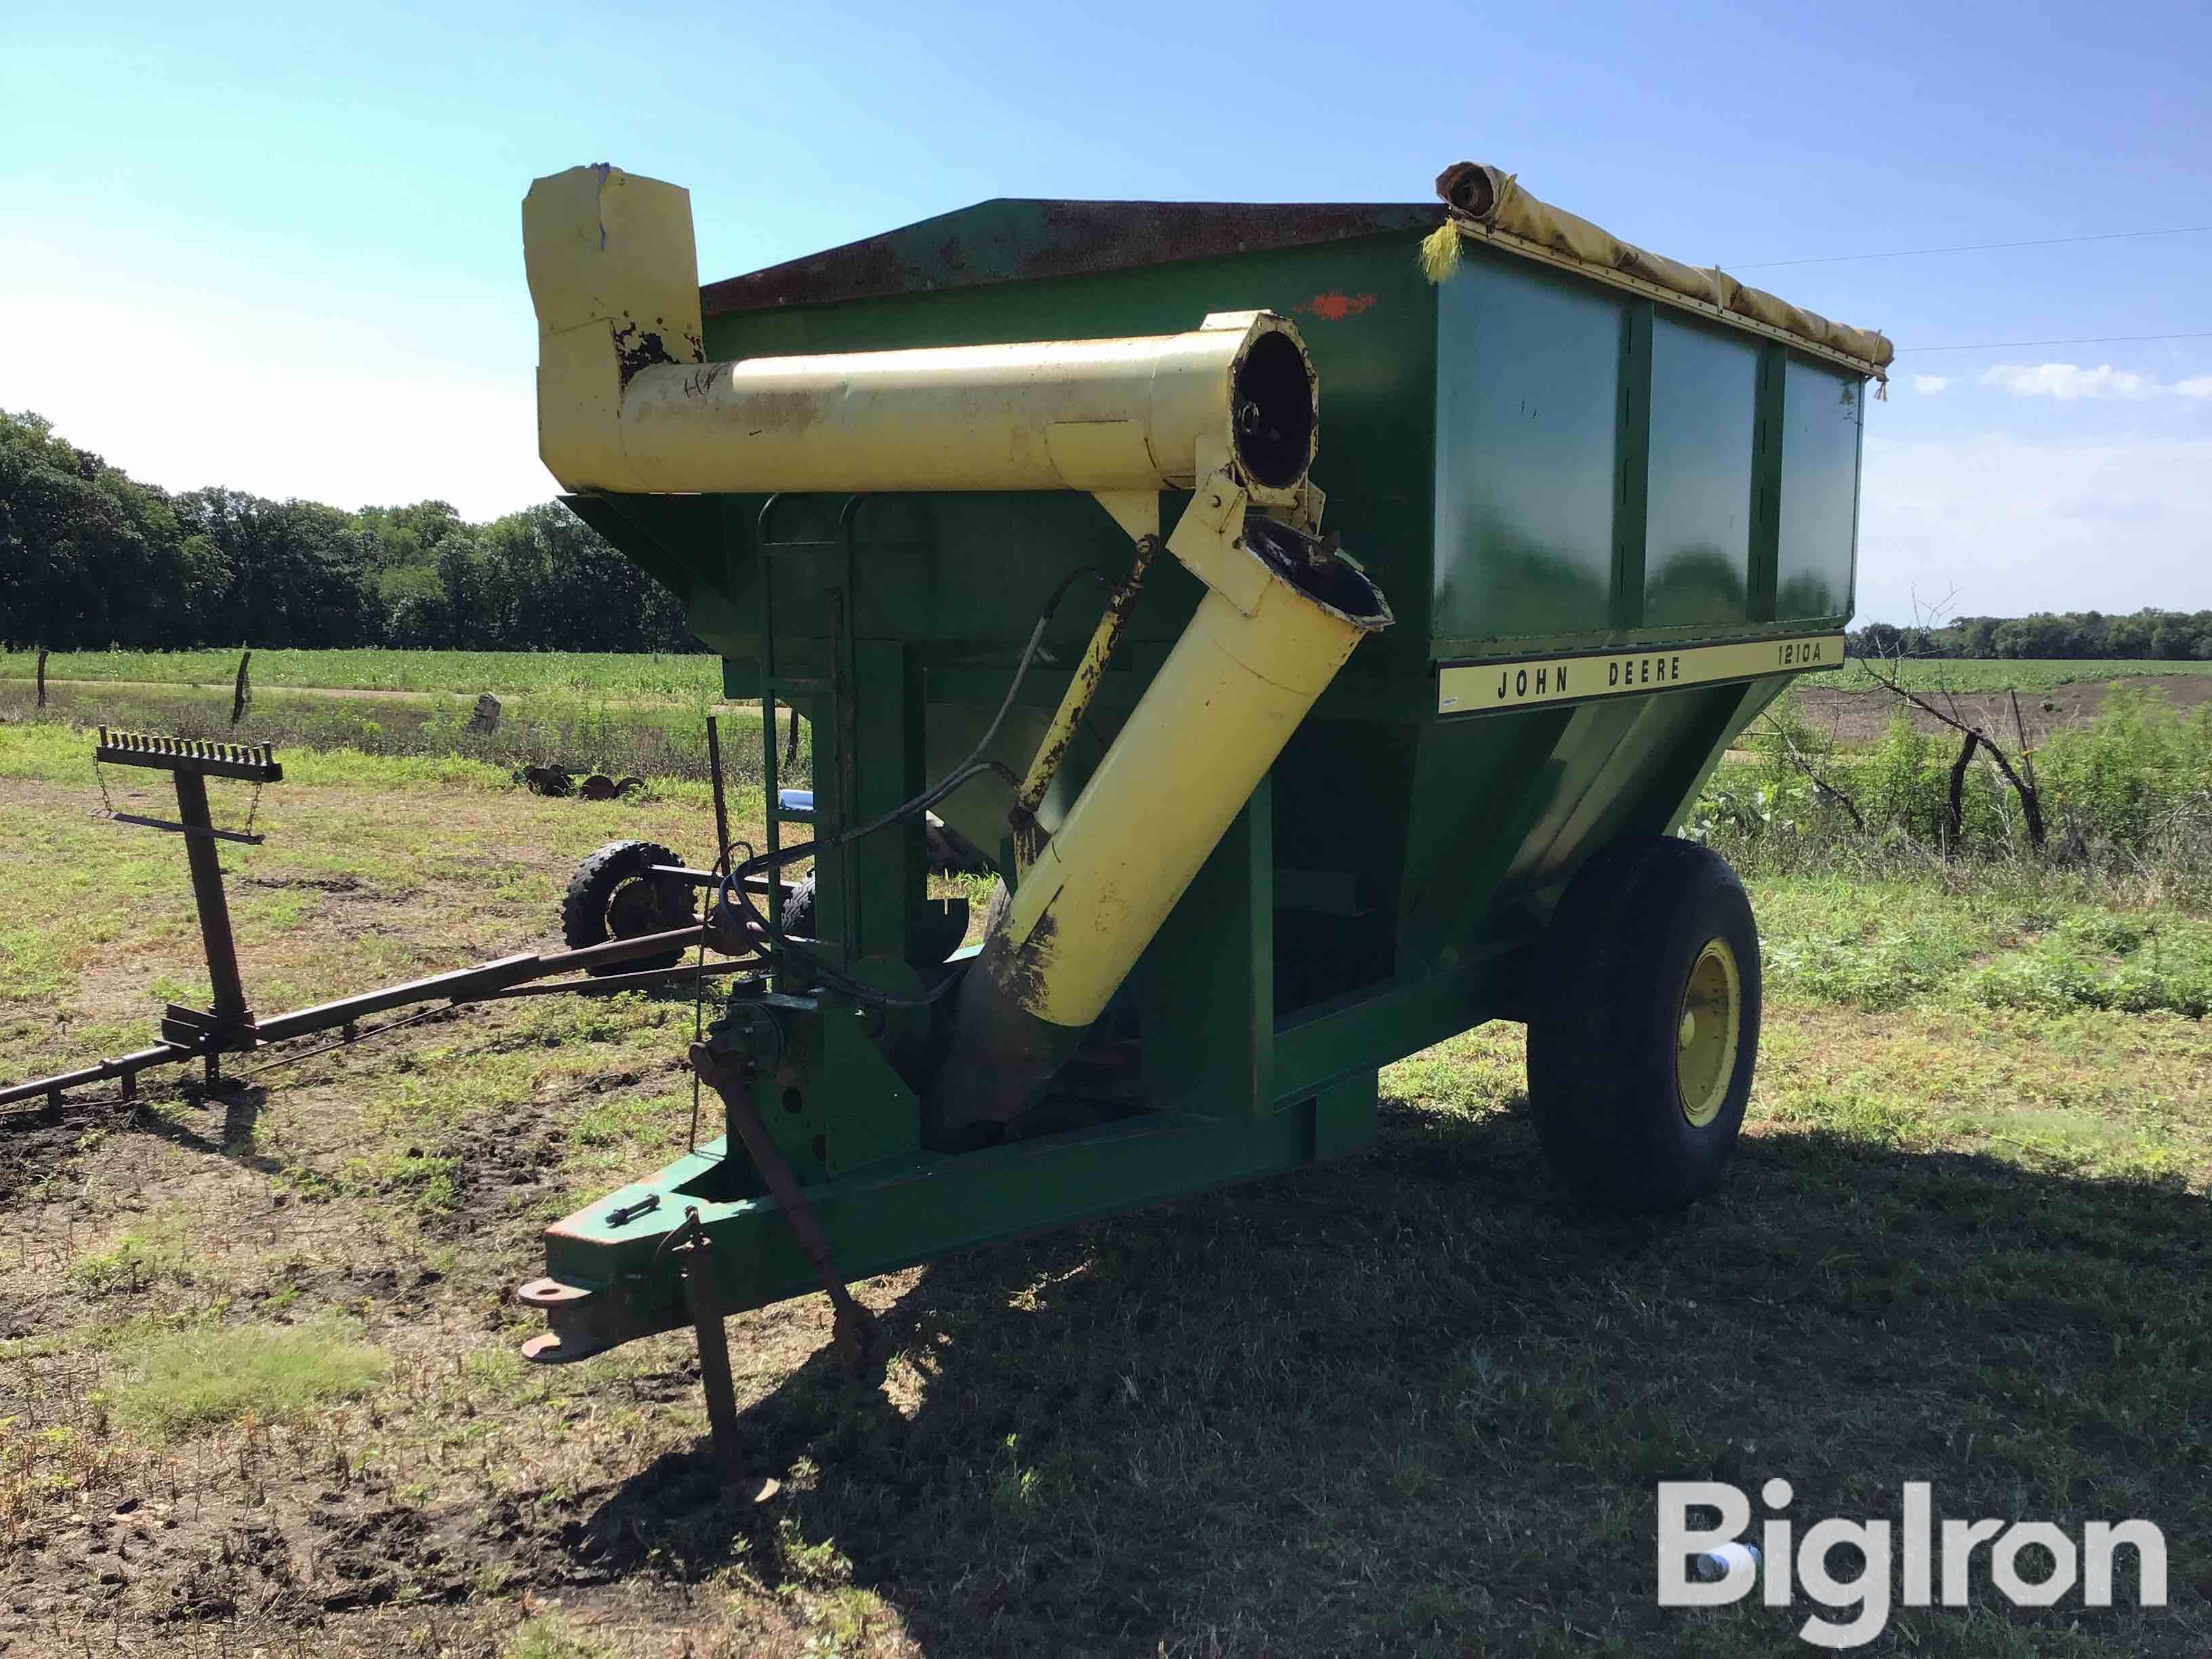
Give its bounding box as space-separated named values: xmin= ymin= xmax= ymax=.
xmin=504 ymin=157 xmax=1882 ymax=1432
xmin=1 ymin=724 xmax=769 ymax=1113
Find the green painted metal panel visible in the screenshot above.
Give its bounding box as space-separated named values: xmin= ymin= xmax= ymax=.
xmin=1389 ymin=710 xmax=1571 ymax=974
xmin=1138 ymin=787 xmax=1272 ymax=1118
xmin=1746 ymin=345 xmax=1787 ymax=623
xmin=1645 ymin=316 xmax=1759 ymax=629
xmin=543 ymin=1103 xmax=1330 ymax=1330
xmin=1272 ymin=937 xmax=1532 ymax=1105
xmin=1433 ymin=250 xmax=1626 ymax=645
xmin=1610 ymin=302 xmax=1654 ymax=632
xmin=1776 ymin=354 xmax=1864 ymax=621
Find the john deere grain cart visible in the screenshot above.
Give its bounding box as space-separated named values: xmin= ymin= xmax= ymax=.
xmin=516 ymin=161 xmax=1886 ymax=1368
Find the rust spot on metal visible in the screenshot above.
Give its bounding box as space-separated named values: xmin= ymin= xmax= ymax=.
xmin=1010 ymin=535 xmax=1159 ymax=867
xmin=1294 ymin=291 xmax=1378 ymax=322
xmin=1008 ymin=804 xmax=1048 ymax=870
xmin=994 ymin=903 xmax=1058 ymax=1015
xmin=613 ymin=319 xmax=674 ymax=388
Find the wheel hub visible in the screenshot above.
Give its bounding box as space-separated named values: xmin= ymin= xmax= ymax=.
xmin=607 ymin=876 xmax=670 ymax=939
xmin=1675 ymin=937 xmax=1742 ymax=1129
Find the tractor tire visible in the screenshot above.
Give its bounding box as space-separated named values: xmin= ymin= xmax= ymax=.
xmin=1527 ymin=836 xmax=1761 ymax=1212
xmin=779 ymin=872 xmax=817 ymax=939
xmin=561 ymin=840 xmax=694 ymax=976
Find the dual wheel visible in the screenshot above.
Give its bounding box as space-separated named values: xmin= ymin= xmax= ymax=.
xmin=1527 ymin=836 xmax=1761 ymax=1213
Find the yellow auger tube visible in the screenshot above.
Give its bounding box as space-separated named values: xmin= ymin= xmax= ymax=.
xmin=524 ymin=165 xmax=1315 ymax=505
xmin=933 ymin=525 xmax=1391 ymax=1141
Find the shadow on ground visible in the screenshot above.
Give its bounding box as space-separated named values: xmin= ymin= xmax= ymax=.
xmin=528 ymin=1098 xmax=2207 ymax=1654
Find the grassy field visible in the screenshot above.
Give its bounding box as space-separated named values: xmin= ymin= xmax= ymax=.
xmin=0 ymin=680 xmax=804 ymax=791
xmin=0 ymin=722 xmax=2205 ymax=1656
xmin=0 ymin=648 xmax=722 ymax=699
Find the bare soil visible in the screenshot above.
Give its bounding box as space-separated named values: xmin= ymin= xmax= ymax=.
xmin=1790 ymin=672 xmax=2212 ymax=749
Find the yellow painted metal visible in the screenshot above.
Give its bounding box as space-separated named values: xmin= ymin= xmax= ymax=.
xmin=1436 ymin=633 xmax=1845 ymax=716
xmin=1675 ymin=936 xmax=1742 ymax=1129
xmin=523 ymin=165 xmax=1315 ymax=510
xmin=525 ymin=167 xmax=708 ymax=494
xmin=979 ymin=539 xmax=1391 ymax=1031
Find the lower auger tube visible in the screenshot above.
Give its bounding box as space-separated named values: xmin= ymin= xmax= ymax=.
xmin=928 ymin=516 xmax=1391 ymax=1146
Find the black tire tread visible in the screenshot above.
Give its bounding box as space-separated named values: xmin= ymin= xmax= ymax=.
xmin=779 ymin=872 xmax=817 ymax=939
xmin=1527 ymin=835 xmax=1761 ymax=1213
xmin=560 ymin=840 xmax=691 ymax=976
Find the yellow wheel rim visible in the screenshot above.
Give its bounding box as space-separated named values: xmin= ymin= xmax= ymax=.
xmin=1675 ymin=937 xmax=1742 ymax=1129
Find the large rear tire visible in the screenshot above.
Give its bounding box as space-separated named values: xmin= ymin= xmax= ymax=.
xmin=1527 ymin=836 xmax=1761 ymax=1212
xmin=560 ymin=840 xmax=694 ymax=976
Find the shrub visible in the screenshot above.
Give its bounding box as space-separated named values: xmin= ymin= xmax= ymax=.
xmin=2039 ymin=689 xmax=2212 ymax=853
xmin=1698 ymin=688 xmax=2212 ymax=884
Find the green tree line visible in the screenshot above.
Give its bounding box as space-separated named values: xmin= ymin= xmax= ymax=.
xmin=1849 ymin=611 xmax=2212 ymax=661
xmin=11 ymin=405 xmax=2207 ymax=663
xmin=0 ymin=409 xmax=690 ymax=652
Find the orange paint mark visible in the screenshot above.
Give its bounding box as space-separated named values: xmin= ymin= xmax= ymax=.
xmin=1295 ymin=291 xmax=1378 ymax=322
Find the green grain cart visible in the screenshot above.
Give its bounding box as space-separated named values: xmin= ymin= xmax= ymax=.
xmin=516 ymin=160 xmax=1885 ymax=1371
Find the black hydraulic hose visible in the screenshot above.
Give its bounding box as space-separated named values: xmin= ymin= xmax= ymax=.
xmin=716 ymin=567 xmax=1112 ymax=1008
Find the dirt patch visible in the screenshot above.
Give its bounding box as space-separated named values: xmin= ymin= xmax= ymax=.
xmin=428 ymin=1111 xmax=572 ymax=1240
xmin=1793 ymin=672 xmax=2212 ymax=749
xmin=158 ymin=1519 xmax=306 ymax=1624
xmin=310 ymin=1501 xmax=474 ymax=1611
xmin=0 ymin=1105 xmax=115 ymax=1207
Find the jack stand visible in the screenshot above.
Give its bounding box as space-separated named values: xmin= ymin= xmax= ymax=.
xmin=664 ymin=1208 xmax=745 ymax=1479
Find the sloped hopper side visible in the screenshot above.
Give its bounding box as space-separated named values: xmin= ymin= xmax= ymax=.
xmin=929 ymin=515 xmax=1392 ymax=1147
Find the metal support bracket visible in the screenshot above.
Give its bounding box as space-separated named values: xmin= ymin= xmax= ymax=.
xmin=1164 ymin=464 xmax=1268 ymax=617
xmin=691 ymin=1039 xmax=881 ymax=1371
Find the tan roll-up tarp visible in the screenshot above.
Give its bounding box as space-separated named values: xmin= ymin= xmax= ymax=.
xmin=1431 ymin=161 xmax=1893 ymax=374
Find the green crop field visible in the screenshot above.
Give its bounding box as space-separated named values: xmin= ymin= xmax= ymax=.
xmin=0 ymin=647 xmax=723 ymax=700
xmin=1826 ymin=657 xmax=2212 ymax=693
xmin=11 ymin=647 xmax=2210 ymax=704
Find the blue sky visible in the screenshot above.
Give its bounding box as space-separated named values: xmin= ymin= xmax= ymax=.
xmin=4 ymin=0 xmax=2207 ymax=624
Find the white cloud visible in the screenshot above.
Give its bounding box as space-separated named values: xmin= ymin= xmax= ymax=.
xmin=2177 ymin=375 xmax=2212 ymax=400
xmin=1911 ymin=375 xmax=1951 ymax=394
xmin=1858 ymin=431 xmax=2212 ymax=622
xmin=1980 ymin=362 xmax=2154 ymax=400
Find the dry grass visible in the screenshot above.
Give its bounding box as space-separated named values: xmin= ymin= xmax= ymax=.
xmin=0 ymin=729 xmax=2206 ymax=1656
